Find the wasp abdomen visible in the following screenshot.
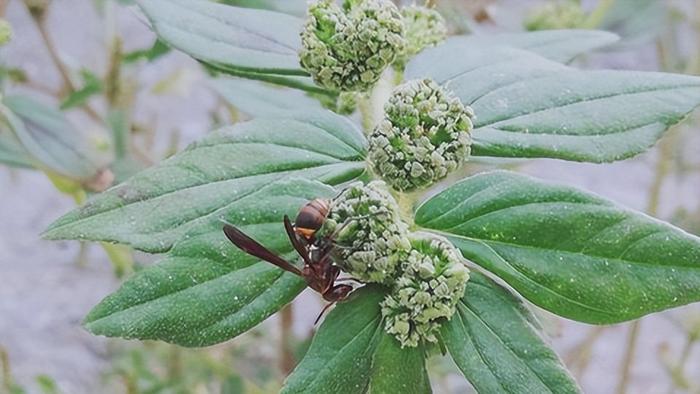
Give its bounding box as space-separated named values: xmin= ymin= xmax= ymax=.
xmin=294 ymin=198 xmax=330 ymax=239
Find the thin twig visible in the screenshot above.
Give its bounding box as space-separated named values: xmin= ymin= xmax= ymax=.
xmin=28 ymin=3 xmax=102 ymax=123
xmin=616 ymin=321 xmax=641 ymax=394
xmin=280 ymin=303 xmax=296 ymax=375
xmin=667 ymin=336 xmax=696 ymax=393
xmin=565 ymin=326 xmax=606 ymax=378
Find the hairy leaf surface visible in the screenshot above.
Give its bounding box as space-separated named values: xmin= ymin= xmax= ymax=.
xmin=282 ymin=286 xmax=385 ymax=394
xmin=407 ymin=42 xmax=700 ymax=162
xmin=44 ymin=111 xmax=366 ymax=252
xmin=416 ymin=171 xmax=700 ymax=324
xmin=443 ymin=273 xmax=578 ymax=393
xmin=138 ymin=0 xmax=306 ymax=75
xmin=84 ymin=179 xmax=332 ymax=346
xmin=370 ymin=332 xmax=432 ymax=394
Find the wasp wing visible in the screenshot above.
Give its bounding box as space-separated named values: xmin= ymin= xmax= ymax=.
xmin=223 ymin=224 xmax=302 ymax=276
xmin=283 ymin=215 xmax=313 ymax=267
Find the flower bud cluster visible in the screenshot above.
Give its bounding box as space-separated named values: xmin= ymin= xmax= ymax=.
xmin=299 ymin=0 xmax=405 ymax=93
xmin=368 ymin=79 xmax=474 ymax=192
xmin=395 ymin=5 xmax=447 ymax=68
xmin=321 ymin=181 xmax=409 ymax=283
xmin=381 ymin=234 xmax=469 ymax=348
xmin=524 ymin=1 xmax=586 ymax=31
xmin=323 ymin=181 xmax=469 ymax=347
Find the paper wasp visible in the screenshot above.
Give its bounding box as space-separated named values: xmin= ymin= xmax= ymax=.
xmin=222 ymin=198 xmax=355 ymax=322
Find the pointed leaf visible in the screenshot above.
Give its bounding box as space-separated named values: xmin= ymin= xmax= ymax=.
xmin=212 ymin=77 xmax=323 ymax=118
xmin=282 ymin=286 xmax=385 ymax=394
xmin=44 ymin=111 xmax=367 ymax=252
xmin=470 ymin=70 xmax=700 ymax=162
xmin=0 ymin=127 xmax=33 ymax=169
xmin=138 ymin=0 xmax=306 ymax=76
xmin=408 ymin=42 xmax=700 ymax=163
xmin=369 ymin=332 xmax=431 ymax=394
xmin=416 ymin=171 xmax=700 ymax=324
xmin=443 ymin=30 xmax=618 ymax=63
xmin=443 ymin=272 xmax=578 ymax=393
xmin=84 ymin=178 xmax=331 ymax=346
xmin=1 ymin=95 xmax=110 ymax=179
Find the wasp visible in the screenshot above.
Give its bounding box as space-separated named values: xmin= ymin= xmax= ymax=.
xmin=222 ymin=198 xmax=355 ymax=322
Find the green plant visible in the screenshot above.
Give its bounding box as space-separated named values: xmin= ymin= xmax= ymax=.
xmin=42 ymin=0 xmax=700 ymax=392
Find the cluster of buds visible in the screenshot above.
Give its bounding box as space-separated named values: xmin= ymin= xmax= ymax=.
xmin=395 ymin=5 xmax=448 ymax=68
xmin=323 ymin=181 xmax=470 ymax=347
xmin=381 ymin=234 xmax=469 ymax=347
xmin=524 ymin=0 xmax=587 ymax=31
xmin=321 ymin=181 xmax=410 ymax=283
xmin=299 ymin=0 xmax=405 ymax=92
xmin=368 ymin=79 xmax=474 ymax=192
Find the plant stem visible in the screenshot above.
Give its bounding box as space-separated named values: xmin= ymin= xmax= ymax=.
xmin=28 ymin=3 xmax=102 ymax=123
xmin=616 ymin=121 xmax=679 ymax=394
xmin=0 ymin=345 xmax=11 ymax=391
xmin=616 ymin=320 xmax=641 ymax=394
xmin=279 ymin=303 xmax=296 ymax=375
xmin=667 ymin=336 xmax=696 ymax=393
xmin=359 ymin=95 xmax=374 ymax=134
xmin=565 ymin=326 xmax=606 ymax=378
xmin=395 ymin=191 xmax=417 ymax=228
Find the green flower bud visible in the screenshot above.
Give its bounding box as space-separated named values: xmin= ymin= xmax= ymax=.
xmin=322 ymin=181 xmax=409 ymax=283
xmin=395 ymin=6 xmax=447 ymax=68
xmin=381 ymin=233 xmax=469 ymax=348
xmin=524 ymin=1 xmax=587 ymax=31
xmin=0 ymin=19 xmax=11 ymax=46
xmin=368 ymin=78 xmax=474 ymax=192
xmin=299 ymin=0 xmax=406 ymax=92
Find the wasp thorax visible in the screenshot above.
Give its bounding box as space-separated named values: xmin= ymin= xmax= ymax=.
xmin=368 ymin=79 xmax=474 ymax=192
xmin=321 ymin=181 xmax=409 ymax=283
xmin=299 ymin=0 xmax=405 ymax=93
xmin=394 ymin=5 xmax=447 ymax=69
xmin=381 ymin=233 xmax=469 ymax=348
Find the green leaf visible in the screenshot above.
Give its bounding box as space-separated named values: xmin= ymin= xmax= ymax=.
xmin=446 ymin=30 xmax=618 ymax=63
xmin=1 ymin=94 xmax=110 ymax=180
xmin=218 ymin=0 xmax=307 ymax=16
xmin=469 ymin=70 xmax=700 ymax=162
xmin=44 ymin=111 xmax=366 ymax=252
xmin=407 ymin=42 xmax=700 ymax=163
xmin=282 ymin=286 xmax=385 ymax=394
xmin=60 ymin=69 xmax=104 ymax=110
xmin=0 ymin=127 xmax=33 ymax=169
xmin=85 ymin=178 xmax=329 ymax=346
xmin=212 ymin=77 xmax=323 ymax=117
xmin=416 ymin=171 xmax=700 ymax=324
xmin=443 ymin=272 xmax=578 ymax=393
xmin=369 ymin=332 xmax=431 ymax=394
xmin=138 ymin=0 xmax=306 ymax=76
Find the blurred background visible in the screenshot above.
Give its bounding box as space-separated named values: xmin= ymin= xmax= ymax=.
xmin=0 ymin=0 xmax=699 ymax=393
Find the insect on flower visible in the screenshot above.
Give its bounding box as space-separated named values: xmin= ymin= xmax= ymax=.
xmin=222 ymin=198 xmax=356 ymax=323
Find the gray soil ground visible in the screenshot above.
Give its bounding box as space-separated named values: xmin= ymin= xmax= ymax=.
xmin=2 ymin=1 xmax=700 ymax=393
